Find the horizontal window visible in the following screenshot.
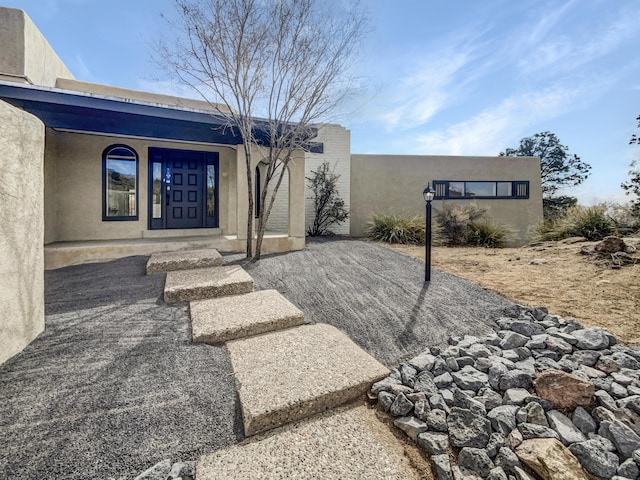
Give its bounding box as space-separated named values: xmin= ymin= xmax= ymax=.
xmin=433 ymin=180 xmax=529 ymax=199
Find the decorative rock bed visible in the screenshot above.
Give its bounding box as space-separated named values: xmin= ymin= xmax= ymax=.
xmin=371 ymin=305 xmax=640 ymax=480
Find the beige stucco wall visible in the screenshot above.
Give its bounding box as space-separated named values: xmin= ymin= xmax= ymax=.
xmin=0 ymin=100 xmax=45 ymax=365
xmin=304 ymin=124 xmax=351 ymax=235
xmin=44 ymin=129 xmax=238 ymax=243
xmin=350 ymin=154 xmax=543 ymax=245
xmin=0 ymin=7 xmax=74 ymax=86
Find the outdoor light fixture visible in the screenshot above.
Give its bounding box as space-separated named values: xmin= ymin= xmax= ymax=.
xmin=423 ymin=184 xmax=435 ymax=282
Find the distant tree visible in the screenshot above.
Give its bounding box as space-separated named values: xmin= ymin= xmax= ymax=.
xmin=622 ymin=114 xmax=640 ymax=214
xmin=306 ymin=162 xmax=349 ymax=236
xmin=542 ymin=195 xmax=578 ymax=221
xmin=500 ymin=132 xmax=591 ymax=220
xmin=158 ymin=0 xmax=366 ymax=260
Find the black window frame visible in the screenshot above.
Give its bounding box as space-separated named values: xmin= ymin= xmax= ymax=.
xmin=102 ymin=144 xmax=139 ymax=221
xmin=433 ymin=180 xmax=529 ymax=199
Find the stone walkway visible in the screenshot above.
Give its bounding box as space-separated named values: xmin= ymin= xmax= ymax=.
xmin=147 ymin=248 xmax=409 ymax=478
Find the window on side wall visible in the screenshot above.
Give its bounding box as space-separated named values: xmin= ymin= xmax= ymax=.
xmin=433 ymin=180 xmax=529 ymax=199
xmin=102 ymin=145 xmax=139 ymax=221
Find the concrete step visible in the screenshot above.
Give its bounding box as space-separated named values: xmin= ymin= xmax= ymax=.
xmin=227 ymin=323 xmax=389 ymax=437
xmin=191 ymin=289 xmax=305 ymax=345
xmin=164 ymin=266 xmax=253 ymax=303
xmin=196 ymin=405 xmax=422 ymax=479
xmin=146 ymin=248 xmax=223 ymax=274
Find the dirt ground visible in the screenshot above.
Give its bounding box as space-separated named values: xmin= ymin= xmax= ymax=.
xmin=382 ymin=237 xmax=640 ymax=346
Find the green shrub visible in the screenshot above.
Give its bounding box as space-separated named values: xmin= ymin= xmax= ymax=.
xmin=435 ymin=204 xmax=486 ymax=246
xmin=535 ymin=205 xmax=615 ymax=241
xmin=366 ymin=213 xmax=426 ymax=245
xmin=467 ymin=221 xmax=512 ymax=248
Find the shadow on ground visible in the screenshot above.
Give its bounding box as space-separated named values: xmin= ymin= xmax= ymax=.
xmin=241 ymin=238 xmax=512 ymax=366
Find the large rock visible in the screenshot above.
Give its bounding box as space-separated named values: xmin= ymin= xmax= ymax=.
xmin=599 ymin=419 xmax=640 ymax=459
xmin=571 ymin=407 xmax=596 ymax=435
xmin=500 ymin=331 xmax=530 ymax=349
xmin=417 ymin=432 xmax=449 ymax=455
xmin=447 ymin=407 xmax=491 ymax=448
xmin=518 ymin=423 xmax=560 ymax=441
xmin=545 ymin=410 xmax=586 ymax=445
xmin=516 ymin=438 xmax=590 ymax=480
xmin=393 ymin=416 xmax=428 ymax=442
xmin=390 ymin=392 xmax=413 ymax=416
xmin=570 ymin=328 xmax=610 ymax=351
xmin=414 ymin=372 xmax=439 ymax=396
xmin=488 ymin=405 xmax=519 ymax=436
xmin=568 ymin=439 xmax=620 ymax=479
xmin=594 ymin=236 xmax=626 ymax=253
xmin=499 ymin=370 xmax=533 ymax=391
xmin=458 ymin=447 xmax=495 ymax=478
xmin=533 ymin=369 xmax=594 ymax=410
xmin=431 ymin=454 xmax=453 ymax=480
xmin=452 ymin=366 xmax=489 ymax=392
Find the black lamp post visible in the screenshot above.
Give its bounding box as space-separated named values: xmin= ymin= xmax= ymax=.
xmin=423 ymin=184 xmax=435 ymax=282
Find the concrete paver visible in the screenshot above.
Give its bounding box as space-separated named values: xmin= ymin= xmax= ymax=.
xmin=191 ymin=289 xmax=305 ymax=344
xmin=227 ymin=323 xmax=390 ymax=436
xmin=197 ymin=404 xmax=423 ymax=480
xmin=164 ymin=265 xmax=253 ymax=303
xmin=146 ymin=248 xmax=222 ymax=274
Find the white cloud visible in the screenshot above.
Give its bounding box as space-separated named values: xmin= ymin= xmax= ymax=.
xmin=375 ymin=52 xmax=471 ymax=131
xmin=413 ymin=85 xmax=583 ymax=156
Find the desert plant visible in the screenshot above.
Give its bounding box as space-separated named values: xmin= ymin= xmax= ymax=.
xmin=306 ymin=162 xmax=349 ymax=236
xmin=366 ymin=213 xmax=427 ymax=245
xmin=606 ymin=202 xmax=640 ymax=236
xmin=435 ymin=204 xmax=486 ymax=246
xmin=466 ymin=221 xmax=512 ymax=248
xmin=535 ymin=205 xmax=615 ymax=241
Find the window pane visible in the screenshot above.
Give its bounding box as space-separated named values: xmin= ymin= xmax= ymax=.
xmin=449 ymin=181 xmax=464 ymax=197
xmin=497 ymin=182 xmax=512 ymax=197
xmin=152 ymin=162 xmax=162 ymax=219
xmin=105 ymin=158 xmax=137 ymax=217
xmin=207 ymin=164 xmax=216 ymax=217
xmin=465 ymin=182 xmax=496 ymax=197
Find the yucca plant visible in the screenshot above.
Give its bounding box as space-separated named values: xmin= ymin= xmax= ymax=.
xmin=435 ymin=204 xmax=486 ymax=246
xmin=467 ymin=221 xmax=512 ymax=248
xmin=535 ymin=205 xmax=615 ymax=241
xmin=366 ymin=213 xmax=426 ymax=244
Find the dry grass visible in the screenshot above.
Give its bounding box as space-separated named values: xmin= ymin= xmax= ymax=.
xmin=381 ymin=237 xmax=640 ymax=345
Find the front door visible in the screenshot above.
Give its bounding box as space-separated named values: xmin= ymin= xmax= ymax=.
xmin=148 ymin=148 xmax=219 ymax=230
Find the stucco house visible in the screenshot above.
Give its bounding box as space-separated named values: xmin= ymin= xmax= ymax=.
xmin=0 ymin=6 xmax=542 ymax=365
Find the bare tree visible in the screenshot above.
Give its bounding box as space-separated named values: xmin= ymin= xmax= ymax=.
xmin=158 ymin=0 xmax=366 ymax=260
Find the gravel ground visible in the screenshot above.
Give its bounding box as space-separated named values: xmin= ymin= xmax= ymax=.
xmin=0 ymin=239 xmax=512 ymax=478
xmin=0 ymin=256 xmax=241 ymax=480
xmin=241 ymin=238 xmax=512 ymax=366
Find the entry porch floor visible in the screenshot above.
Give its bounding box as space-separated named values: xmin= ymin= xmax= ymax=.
xmin=44 ymin=232 xmax=293 ymax=269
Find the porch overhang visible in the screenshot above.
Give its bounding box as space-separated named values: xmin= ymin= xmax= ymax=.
xmin=0 ymin=81 xmax=323 ymax=151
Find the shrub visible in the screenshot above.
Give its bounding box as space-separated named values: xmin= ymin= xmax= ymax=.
xmin=435 ymin=204 xmax=486 ymax=246
xmin=606 ymin=202 xmax=640 ymax=236
xmin=467 ymin=221 xmax=512 ymax=248
xmin=535 ymin=205 xmax=615 ymax=241
xmin=306 ymin=161 xmax=349 ymax=236
xmin=366 ymin=213 xmax=426 ymax=245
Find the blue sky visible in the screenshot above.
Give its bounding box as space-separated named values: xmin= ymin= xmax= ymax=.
xmin=5 ymin=0 xmax=640 ymax=205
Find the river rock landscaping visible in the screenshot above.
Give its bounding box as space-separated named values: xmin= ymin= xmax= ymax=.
xmin=371 ymin=304 xmax=640 ymax=480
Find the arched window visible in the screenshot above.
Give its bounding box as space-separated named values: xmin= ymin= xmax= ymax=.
xmin=102 ymin=145 xmax=138 ymax=221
